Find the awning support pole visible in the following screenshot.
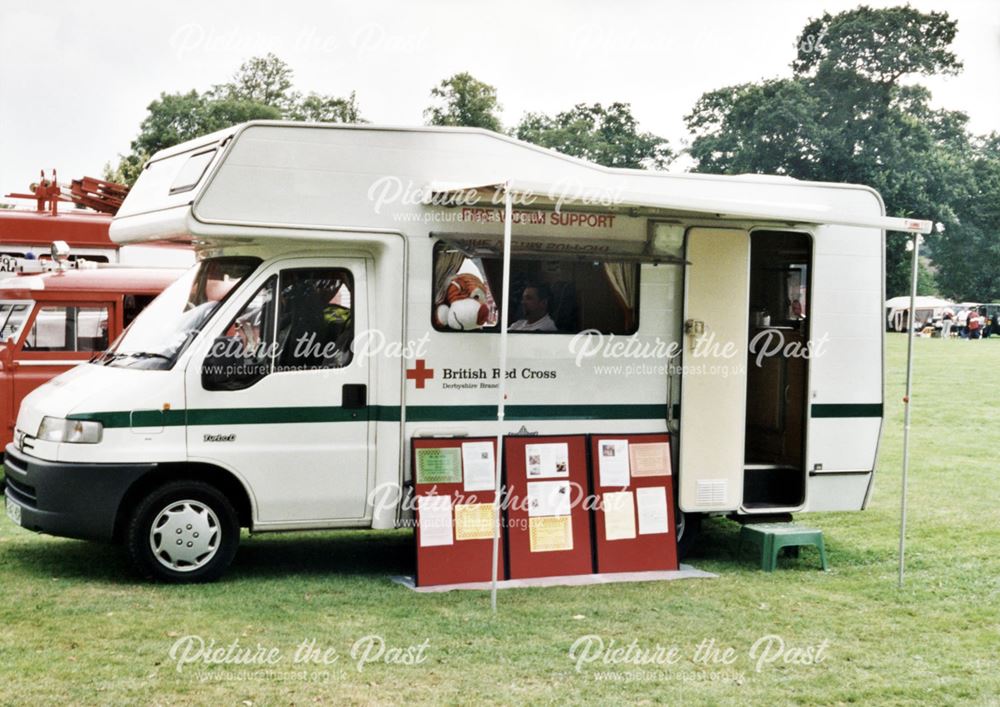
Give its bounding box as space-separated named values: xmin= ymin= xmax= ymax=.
xmin=491 ymin=183 xmax=514 ymax=613
xmin=898 ymin=232 xmax=920 ymax=588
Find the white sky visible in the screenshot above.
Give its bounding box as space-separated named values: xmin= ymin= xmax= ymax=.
xmin=1 ymin=0 xmax=997 ymax=195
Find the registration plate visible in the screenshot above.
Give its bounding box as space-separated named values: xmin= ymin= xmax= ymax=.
xmin=5 ymin=497 xmax=21 ymax=526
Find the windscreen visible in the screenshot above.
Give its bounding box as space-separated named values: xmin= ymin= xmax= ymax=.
xmin=94 ymin=257 xmax=260 ymax=370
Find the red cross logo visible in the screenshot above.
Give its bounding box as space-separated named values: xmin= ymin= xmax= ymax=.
xmin=406 ymin=359 xmax=435 ymax=389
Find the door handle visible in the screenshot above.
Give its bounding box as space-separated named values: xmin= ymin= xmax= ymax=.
xmin=342 ymin=383 xmax=367 ymax=409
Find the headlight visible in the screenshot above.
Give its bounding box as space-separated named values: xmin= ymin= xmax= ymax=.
xmin=37 ymin=417 xmax=103 ymax=444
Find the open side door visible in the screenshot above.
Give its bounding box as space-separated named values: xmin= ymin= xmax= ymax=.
xmin=678 ymin=228 xmax=749 ymax=513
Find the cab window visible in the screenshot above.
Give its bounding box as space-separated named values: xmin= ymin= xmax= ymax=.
xmin=23 ymin=306 xmax=109 ymax=352
xmin=202 ymin=267 xmax=354 ymax=391
xmin=0 ymin=302 xmax=31 ymax=342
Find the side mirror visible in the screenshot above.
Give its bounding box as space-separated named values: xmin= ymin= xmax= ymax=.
xmin=201 ymin=336 xmax=269 ymax=391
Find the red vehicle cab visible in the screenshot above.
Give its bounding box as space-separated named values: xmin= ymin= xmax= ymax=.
xmin=0 ymin=267 xmax=183 ymax=451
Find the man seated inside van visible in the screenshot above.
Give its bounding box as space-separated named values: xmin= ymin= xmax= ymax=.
xmin=509 ymin=282 xmax=558 ymax=332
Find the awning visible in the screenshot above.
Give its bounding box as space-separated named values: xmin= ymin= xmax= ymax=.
xmin=425 ymin=179 xmax=933 ymax=235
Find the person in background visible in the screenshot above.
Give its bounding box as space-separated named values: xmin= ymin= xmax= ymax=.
xmin=940 ymin=310 xmax=954 ymax=339
xmin=957 ymin=308 xmax=970 ymax=338
xmin=509 ymin=282 xmax=558 ymax=332
xmin=967 ymin=309 xmax=982 ymax=340
xmin=983 ymin=310 xmax=993 ymax=339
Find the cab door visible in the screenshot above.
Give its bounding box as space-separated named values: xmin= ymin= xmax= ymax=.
xmin=184 ymin=257 xmax=373 ymax=524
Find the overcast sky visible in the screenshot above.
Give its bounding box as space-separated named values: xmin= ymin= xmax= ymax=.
xmin=1 ymin=0 xmax=997 ymax=196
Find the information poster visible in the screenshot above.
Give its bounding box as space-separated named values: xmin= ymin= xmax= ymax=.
xmin=636 ymin=486 xmax=670 ymax=535
xmin=597 ymin=439 xmax=630 ymax=487
xmin=603 ymin=491 xmax=637 ymax=541
xmin=417 ymin=495 xmax=453 ymax=547
xmin=629 ymin=443 xmax=672 ymax=477
xmin=529 ymin=516 xmax=573 ymax=552
xmin=505 ymin=435 xmax=593 ymax=578
xmin=525 ymin=442 xmax=570 ymax=478
xmin=413 ymin=437 xmax=504 ymax=587
xmin=527 ymin=480 xmax=572 ymax=517
xmin=461 ymin=441 xmax=495 ymax=492
xmin=454 ymin=502 xmax=495 ymax=540
xmin=415 ymin=447 xmax=462 ymax=484
xmin=589 ymin=433 xmax=678 ymax=573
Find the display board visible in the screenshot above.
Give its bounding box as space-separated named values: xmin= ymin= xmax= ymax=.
xmin=413 ymin=437 xmax=504 ymax=587
xmin=590 ymin=433 xmax=678 ymax=573
xmin=504 ymin=435 xmax=594 ymax=579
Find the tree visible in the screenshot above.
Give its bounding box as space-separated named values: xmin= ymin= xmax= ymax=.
xmin=209 ymin=52 xmax=296 ymax=111
xmin=516 ymin=102 xmax=672 ymax=169
xmin=928 ymin=136 xmax=1000 ymax=300
xmin=683 ymin=6 xmax=993 ymax=298
xmin=424 ymin=72 xmax=503 ymax=131
xmin=107 ymin=55 xmax=362 ymax=185
xmin=287 ymin=91 xmax=362 ymax=123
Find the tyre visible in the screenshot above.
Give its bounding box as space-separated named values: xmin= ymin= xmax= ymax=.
xmin=675 ymin=509 xmax=702 ymax=560
xmin=126 ymin=480 xmax=239 ymax=583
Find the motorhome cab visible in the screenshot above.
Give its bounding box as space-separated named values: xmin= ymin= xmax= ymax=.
xmin=4 ymin=122 xmax=930 ymax=582
xmin=0 ymin=264 xmax=184 ymax=451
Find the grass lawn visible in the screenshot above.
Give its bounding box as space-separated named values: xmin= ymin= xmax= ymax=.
xmin=1 ymin=335 xmax=997 ymax=705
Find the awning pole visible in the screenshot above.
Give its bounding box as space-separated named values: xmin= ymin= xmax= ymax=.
xmin=898 ymin=232 xmax=920 ymax=588
xmin=491 ymin=183 xmax=514 ymax=613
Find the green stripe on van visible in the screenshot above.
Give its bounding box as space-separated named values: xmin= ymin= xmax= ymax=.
xmin=69 ymin=403 xmax=670 ymax=428
xmin=810 ymin=403 xmax=883 ymax=418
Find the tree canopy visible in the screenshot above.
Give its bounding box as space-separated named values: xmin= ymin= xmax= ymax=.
xmin=516 ymin=102 xmax=673 ymax=170
xmin=685 ymin=5 xmax=996 ymax=300
xmin=106 ymin=54 xmax=361 ymax=185
xmin=424 ymin=72 xmax=503 ymax=131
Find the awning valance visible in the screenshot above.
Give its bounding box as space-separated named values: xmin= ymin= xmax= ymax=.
xmin=425 ymin=179 xmax=933 ymax=235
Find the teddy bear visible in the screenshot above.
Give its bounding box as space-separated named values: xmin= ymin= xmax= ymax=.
xmin=435 ymin=273 xmax=493 ymax=330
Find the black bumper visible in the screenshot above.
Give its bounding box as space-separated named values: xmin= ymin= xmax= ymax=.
xmin=3 ymin=444 xmax=155 ymax=542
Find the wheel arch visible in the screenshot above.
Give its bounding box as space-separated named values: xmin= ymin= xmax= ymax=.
xmin=113 ymin=462 xmax=254 ymax=542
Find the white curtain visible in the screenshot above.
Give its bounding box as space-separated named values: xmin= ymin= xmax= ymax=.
xmin=603 ymin=262 xmax=637 ymax=330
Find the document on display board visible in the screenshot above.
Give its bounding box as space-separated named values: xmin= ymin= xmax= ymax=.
xmin=597 ymin=439 xmax=630 ymax=487
xmin=525 ymin=442 xmax=570 ymax=478
xmin=529 ymin=515 xmax=573 ymax=552
xmin=418 ymin=495 xmax=453 ymax=547
xmin=461 ymin=441 xmax=495 ymax=492
xmin=603 ymin=491 xmax=637 ymax=541
xmin=629 ymin=442 xmax=672 ymax=477
xmin=454 ymin=502 xmax=495 ymax=541
xmin=415 ymin=447 xmax=462 ymax=485
xmin=636 ymin=486 xmax=670 ymax=535
xmin=527 ymin=480 xmax=572 ymax=518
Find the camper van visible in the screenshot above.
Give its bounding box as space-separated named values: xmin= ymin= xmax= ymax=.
xmin=4 ymin=122 xmax=930 ymax=582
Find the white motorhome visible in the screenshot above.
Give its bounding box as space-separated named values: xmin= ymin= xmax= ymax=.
xmin=4 ymin=122 xmax=930 ymax=582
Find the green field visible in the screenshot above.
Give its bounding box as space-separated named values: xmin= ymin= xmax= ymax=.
xmin=1 ymin=335 xmax=997 ymax=705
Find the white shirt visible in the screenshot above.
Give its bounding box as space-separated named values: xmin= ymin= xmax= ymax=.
xmin=508 ymin=314 xmax=558 ymax=332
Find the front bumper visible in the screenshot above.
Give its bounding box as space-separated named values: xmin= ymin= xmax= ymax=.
xmin=3 ymin=444 xmax=155 ymax=542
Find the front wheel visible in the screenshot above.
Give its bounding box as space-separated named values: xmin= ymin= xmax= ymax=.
xmin=126 ymin=480 xmax=240 ymax=583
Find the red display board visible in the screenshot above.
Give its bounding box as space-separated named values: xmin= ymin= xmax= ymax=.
xmin=590 ymin=433 xmax=678 ymax=573
xmin=504 ymin=435 xmax=594 ymax=579
xmin=413 ymin=437 xmax=504 ymax=587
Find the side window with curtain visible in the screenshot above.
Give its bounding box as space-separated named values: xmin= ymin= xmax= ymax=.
xmin=431 ymin=241 xmax=638 ymax=334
